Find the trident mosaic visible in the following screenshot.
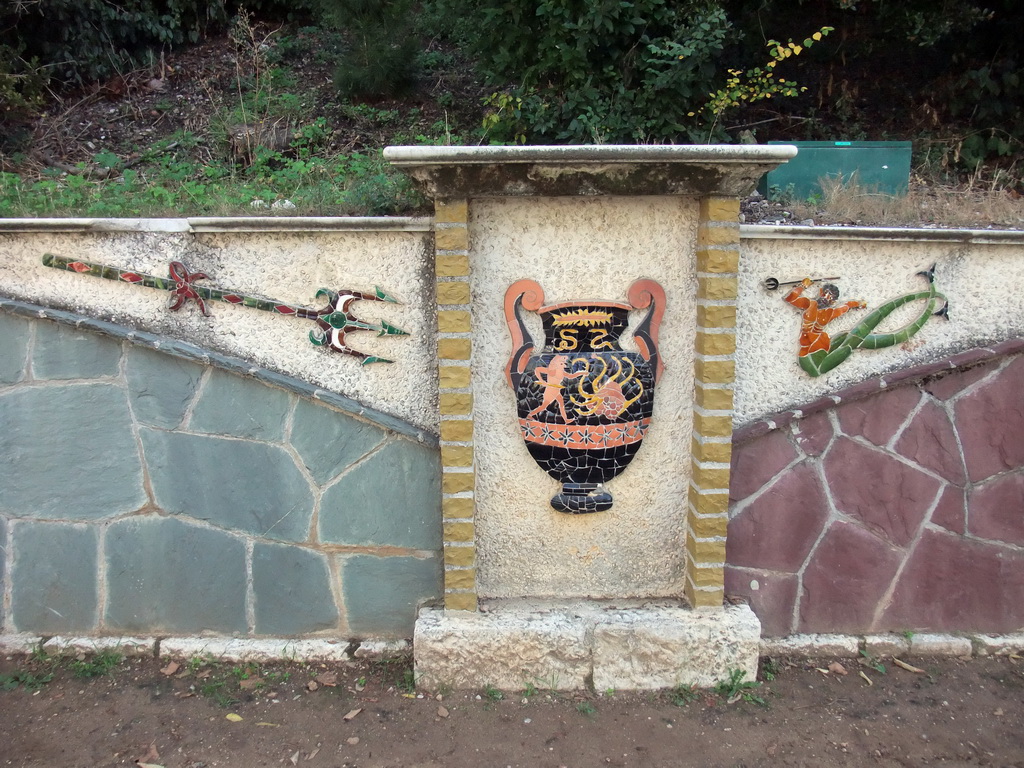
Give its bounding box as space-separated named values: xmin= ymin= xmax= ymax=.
xmin=42 ymin=254 xmax=408 ymax=364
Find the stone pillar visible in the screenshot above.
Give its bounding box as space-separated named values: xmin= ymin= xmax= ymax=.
xmin=434 ymin=197 xmax=478 ymax=612
xmin=387 ymin=145 xmax=796 ymax=690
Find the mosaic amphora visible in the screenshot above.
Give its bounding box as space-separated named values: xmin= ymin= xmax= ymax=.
xmin=504 ymin=279 xmax=665 ymax=514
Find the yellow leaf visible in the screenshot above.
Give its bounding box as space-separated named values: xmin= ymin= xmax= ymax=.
xmin=813 ymin=31 xmax=822 ymax=41
xmin=792 ymin=45 xmax=803 ymax=55
xmin=226 ymin=713 xmax=243 ymax=722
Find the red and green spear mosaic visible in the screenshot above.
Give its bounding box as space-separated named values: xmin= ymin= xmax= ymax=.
xmin=42 ymin=253 xmax=407 ymax=365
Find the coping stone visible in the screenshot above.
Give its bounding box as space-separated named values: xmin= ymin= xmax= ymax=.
xmin=972 ymin=633 xmax=1024 ymax=656
xmin=159 ymin=638 xmax=356 ymax=662
xmin=104 ymin=516 xmax=248 ymax=634
xmin=342 ymin=554 xmax=442 ymax=638
xmin=252 ymin=543 xmax=339 ymax=636
xmin=760 ymin=634 xmax=861 ymax=657
xmin=320 ymin=439 xmax=441 ymax=549
xmin=909 ymin=633 xmax=973 ymax=656
xmin=0 ymin=314 xmax=30 ymax=385
xmin=863 ymin=634 xmax=912 ymax=657
xmin=10 ymin=522 xmax=98 ymax=634
xmin=125 ymin=346 xmax=205 ymax=429
xmin=414 ymin=600 xmax=760 ymax=692
xmin=140 ymin=428 xmax=314 ymax=542
xmin=189 ymin=368 xmax=292 ymax=442
xmin=0 ymin=385 xmax=146 ymax=519
xmin=31 ymin=321 xmax=122 ymax=380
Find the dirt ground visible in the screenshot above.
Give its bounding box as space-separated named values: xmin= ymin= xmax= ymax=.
xmin=1 ymin=651 xmax=1023 ymax=768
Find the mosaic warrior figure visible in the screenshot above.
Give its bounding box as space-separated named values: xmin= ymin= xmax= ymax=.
xmin=785 ymin=265 xmax=948 ymax=377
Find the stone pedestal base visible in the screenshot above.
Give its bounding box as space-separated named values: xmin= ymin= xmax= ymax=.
xmin=414 ymin=599 xmax=761 ymax=691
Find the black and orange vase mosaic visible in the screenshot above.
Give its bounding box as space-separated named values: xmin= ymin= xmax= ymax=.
xmin=504 ymin=279 xmax=666 ymax=514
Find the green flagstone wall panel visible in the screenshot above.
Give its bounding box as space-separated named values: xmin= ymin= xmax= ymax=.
xmin=319 ymin=439 xmax=442 ymax=550
xmin=0 ymin=314 xmax=30 ymax=385
xmin=10 ymin=522 xmax=98 ymax=633
xmin=125 ymin=346 xmax=205 ymax=430
xmin=189 ymin=368 xmax=292 ymax=442
xmin=0 ymin=307 xmax=444 ymax=640
xmin=31 ymin=322 xmax=122 ymax=380
xmin=252 ymin=543 xmax=340 ymax=636
xmin=341 ymin=554 xmax=442 ymax=637
xmin=140 ymin=428 xmax=315 ymax=542
xmin=0 ymin=385 xmax=147 ymax=520
xmin=104 ymin=517 xmax=248 ymax=634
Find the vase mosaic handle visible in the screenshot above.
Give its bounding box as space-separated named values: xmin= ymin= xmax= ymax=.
xmin=504 ymin=279 xmax=545 ymax=390
xmin=628 ymin=279 xmax=666 ymax=384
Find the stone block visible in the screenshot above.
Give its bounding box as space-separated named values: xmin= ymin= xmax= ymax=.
xmin=863 ymin=634 xmax=911 ymax=657
xmin=436 ymin=254 xmax=470 ymax=277
xmin=320 ymin=439 xmax=441 ymax=549
xmin=908 ymin=633 xmax=973 ymax=656
xmin=923 ymin=360 xmax=1000 ymax=401
xmin=434 ymin=199 xmax=468 ymax=224
xmin=443 ymin=521 xmax=474 ymax=543
xmin=973 ymin=633 xmax=1024 ymax=656
xmin=0 ymin=313 xmax=30 ymax=385
xmin=695 ymin=331 xmax=736 ymax=356
xmin=695 ymin=384 xmax=733 ymax=411
xmin=956 ymin=357 xmax=1024 ymax=482
xmin=445 ymin=567 xmax=476 ymax=590
xmin=836 ymin=387 xmax=921 ymax=447
xmin=881 ymin=529 xmax=1024 ymax=633
xmin=693 ymin=411 xmax=733 ymax=438
xmin=697 ymin=247 xmax=740 ymax=274
xmin=697 ymin=224 xmax=740 ymax=248
xmin=437 ymin=310 xmax=471 ymax=333
xmin=439 ymin=365 xmax=471 ymax=389
xmin=436 ymin=282 xmax=471 ymax=306
xmin=104 ymin=516 xmax=247 ymax=634
xmin=697 ymin=276 xmax=738 ymax=301
xmin=10 ymin=522 xmax=98 ymax=634
xmin=724 ymin=566 xmax=798 ymax=637
xmin=694 ymin=357 xmax=735 ymax=384
xmin=290 ymin=398 xmax=386 ymax=485
xmin=931 ymin=485 xmax=967 ymax=535
xmin=441 ymin=445 xmax=473 ymax=467
xmin=798 ymin=521 xmax=903 ymax=634
xmin=141 ymin=428 xmax=314 ymax=542
xmin=729 ymin=428 xmax=798 ymax=502
xmin=125 ymin=346 xmax=204 ymax=429
xmin=792 ymin=412 xmax=833 ymax=457
xmin=593 ymin=604 xmax=760 ymax=690
xmin=691 ymin=436 xmax=731 ymax=465
xmin=442 ymin=472 xmax=474 ymax=494
xmin=435 ymin=226 xmax=469 ymax=252
xmin=445 ymin=593 xmax=478 ymax=611
xmin=444 ymin=545 xmax=475 ymax=567
xmin=414 ymin=604 xmax=592 ymax=691
xmin=189 ymin=368 xmax=291 ymax=442
xmin=342 ymin=554 xmax=442 ymax=638
xmin=253 ymin=543 xmax=339 ymax=635
xmin=0 ymin=385 xmax=146 ymax=519
xmin=439 ymin=393 xmax=473 ymax=415
xmin=968 ymin=471 xmax=1024 ymax=546
xmin=437 ymin=338 xmax=472 ymax=360
xmin=894 ymin=401 xmax=966 ymax=485
xmin=727 ymin=462 xmax=829 ymax=572
xmin=698 ymin=197 xmax=741 ymax=221
xmin=415 ymin=601 xmax=761 ymax=692
xmin=442 ymin=497 xmax=474 ymax=518
xmin=825 ymin=437 xmax=940 ymax=546
xmin=31 ymin=322 xmax=121 ymax=380
xmin=696 ymin=304 xmax=737 ymax=329
xmin=760 ymin=634 xmax=860 ymax=657
xmin=440 ymin=420 xmax=474 ymax=443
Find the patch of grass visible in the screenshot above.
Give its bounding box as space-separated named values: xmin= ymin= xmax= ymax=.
xmin=69 ymin=649 xmax=123 ymax=679
xmin=760 ymin=657 xmax=782 ymax=682
xmin=859 ymin=649 xmax=887 ymax=675
xmin=668 ymin=683 xmax=699 ymax=707
xmin=714 ymin=668 xmax=767 ymax=707
xmin=0 ymin=669 xmax=54 ymax=691
xmin=484 ymin=685 xmax=503 ymax=702
xmin=576 ymin=700 xmax=597 ymax=717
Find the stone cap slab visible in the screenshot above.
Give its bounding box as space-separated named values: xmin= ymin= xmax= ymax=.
xmin=385 ymin=144 xmax=798 ymax=198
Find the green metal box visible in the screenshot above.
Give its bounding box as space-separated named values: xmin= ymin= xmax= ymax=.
xmin=758 ymin=140 xmax=912 ymax=199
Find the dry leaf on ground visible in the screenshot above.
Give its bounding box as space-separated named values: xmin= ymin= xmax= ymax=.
xmin=343 ymin=708 xmax=362 ymax=721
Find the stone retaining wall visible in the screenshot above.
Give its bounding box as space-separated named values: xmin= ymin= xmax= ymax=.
xmin=726 ymin=341 xmax=1024 ymax=636
xmin=0 ymin=303 xmax=440 ymax=639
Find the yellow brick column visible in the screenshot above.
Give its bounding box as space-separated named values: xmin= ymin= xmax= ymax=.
xmin=435 ymin=198 xmax=477 ymax=611
xmin=685 ymin=196 xmax=740 ymax=608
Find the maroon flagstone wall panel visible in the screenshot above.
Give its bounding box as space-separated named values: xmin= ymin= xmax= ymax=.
xmin=727 ymin=345 xmax=1024 ymax=636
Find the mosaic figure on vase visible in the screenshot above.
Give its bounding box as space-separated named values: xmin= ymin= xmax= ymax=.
xmin=504 ymin=278 xmax=665 ymax=514
xmin=781 ymin=264 xmax=949 ymax=377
